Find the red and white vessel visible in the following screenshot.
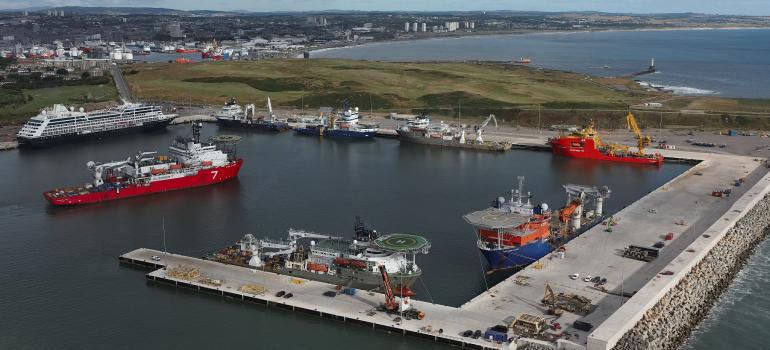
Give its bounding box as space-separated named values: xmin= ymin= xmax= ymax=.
xmin=44 ymin=123 xmax=243 ymax=206
xmin=549 ymin=113 xmax=663 ymax=166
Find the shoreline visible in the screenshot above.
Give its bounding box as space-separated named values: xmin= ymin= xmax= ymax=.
xmin=307 ymin=25 xmax=770 ymax=57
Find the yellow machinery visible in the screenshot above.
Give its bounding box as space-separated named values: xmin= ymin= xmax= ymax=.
xmin=572 ymin=120 xmax=602 ymax=147
xmin=626 ymin=112 xmax=652 ymax=154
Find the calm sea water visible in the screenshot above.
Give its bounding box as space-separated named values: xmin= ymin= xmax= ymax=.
xmin=313 ymin=28 xmax=770 ymax=98
xmin=0 ymin=125 xmax=689 ymax=349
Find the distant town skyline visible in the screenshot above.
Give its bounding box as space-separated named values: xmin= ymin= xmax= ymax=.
xmin=2 ymin=0 xmax=770 ymax=16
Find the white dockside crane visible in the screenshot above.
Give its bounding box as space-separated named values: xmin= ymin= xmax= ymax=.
xmin=475 ymin=114 xmax=498 ymax=144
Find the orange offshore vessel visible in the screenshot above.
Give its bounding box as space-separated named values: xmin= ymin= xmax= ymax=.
xmin=549 ymin=112 xmax=663 ymax=166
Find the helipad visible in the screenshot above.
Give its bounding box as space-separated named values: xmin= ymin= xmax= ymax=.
xmin=373 ymin=233 xmax=431 ymax=253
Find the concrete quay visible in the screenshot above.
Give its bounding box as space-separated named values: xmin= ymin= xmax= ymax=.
xmin=461 ymin=150 xmax=769 ymax=349
xmin=120 ymin=248 xmax=506 ymax=350
xmin=0 ymin=141 xmax=18 ymax=151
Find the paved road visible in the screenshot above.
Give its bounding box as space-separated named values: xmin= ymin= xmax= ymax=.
xmin=110 ymin=65 xmax=132 ymax=102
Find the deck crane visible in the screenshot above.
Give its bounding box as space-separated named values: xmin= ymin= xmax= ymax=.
xmin=475 ymin=114 xmax=498 ymax=144
xmin=88 ymin=158 xmax=131 ymax=186
xmin=559 ymin=184 xmax=611 ymax=232
xmin=626 ymin=112 xmax=652 ymax=154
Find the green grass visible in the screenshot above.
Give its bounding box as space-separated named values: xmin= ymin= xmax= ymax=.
xmin=0 ymin=84 xmax=119 ymax=123
xmin=125 ymin=59 xmax=644 ymax=111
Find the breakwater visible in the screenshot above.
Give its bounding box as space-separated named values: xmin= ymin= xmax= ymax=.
xmin=592 ymin=171 xmax=770 ymax=350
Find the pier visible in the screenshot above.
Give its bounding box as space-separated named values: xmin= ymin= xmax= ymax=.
xmin=120 ymin=145 xmax=770 ymax=350
xmin=120 ymin=248 xmax=506 ymax=349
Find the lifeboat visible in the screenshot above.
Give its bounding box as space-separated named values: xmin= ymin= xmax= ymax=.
xmin=333 ymin=257 xmax=351 ymax=267
xmin=307 ymin=262 xmax=329 ymax=273
xmin=350 ymin=260 xmax=367 ymax=270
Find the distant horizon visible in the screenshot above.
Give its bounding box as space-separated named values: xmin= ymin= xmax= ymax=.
xmin=1 ymin=2 xmax=770 ymax=17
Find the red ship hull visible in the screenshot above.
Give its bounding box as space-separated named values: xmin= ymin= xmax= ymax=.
xmin=44 ymin=159 xmax=243 ymax=206
xmin=550 ymin=136 xmax=663 ymax=166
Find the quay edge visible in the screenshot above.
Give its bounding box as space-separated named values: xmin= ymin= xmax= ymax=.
xmin=588 ymin=170 xmax=770 ymax=350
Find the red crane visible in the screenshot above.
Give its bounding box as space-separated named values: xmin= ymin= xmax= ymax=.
xmin=378 ymin=264 xmax=425 ymax=320
xmin=379 ymin=264 xmax=398 ymax=312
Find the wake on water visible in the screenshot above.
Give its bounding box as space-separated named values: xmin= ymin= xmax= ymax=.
xmin=637 ymin=81 xmax=718 ymax=96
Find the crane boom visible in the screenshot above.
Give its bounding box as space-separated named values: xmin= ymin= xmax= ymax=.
xmin=626 ymin=112 xmax=642 ymax=139
xmin=626 ymin=112 xmax=652 ymax=154
xmin=379 ymin=264 xmax=398 ymax=312
xmin=475 ymin=114 xmax=497 ymax=144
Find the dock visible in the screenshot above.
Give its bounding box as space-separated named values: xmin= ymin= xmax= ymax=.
xmin=0 ymin=141 xmax=18 ymax=151
xmin=120 ymin=248 xmax=507 ymax=349
xmin=120 ymin=145 xmax=770 ymax=350
xmin=171 ymin=115 xmax=217 ymax=124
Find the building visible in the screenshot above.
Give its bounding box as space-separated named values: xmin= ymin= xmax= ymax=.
xmin=421 ymin=23 xmax=427 ymax=32
xmin=412 ymin=22 xmax=418 ymax=32
xmin=167 ymin=22 xmax=184 ymax=38
xmin=404 ymin=22 xmax=410 ymax=32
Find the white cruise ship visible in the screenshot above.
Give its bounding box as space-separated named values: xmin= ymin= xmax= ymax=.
xmin=17 ymin=103 xmax=174 ymax=147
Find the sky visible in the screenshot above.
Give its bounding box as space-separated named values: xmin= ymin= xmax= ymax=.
xmin=2 ymin=0 xmax=770 ymax=16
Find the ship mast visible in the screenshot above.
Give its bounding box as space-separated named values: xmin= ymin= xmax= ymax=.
xmin=191 ymin=122 xmax=202 ymax=143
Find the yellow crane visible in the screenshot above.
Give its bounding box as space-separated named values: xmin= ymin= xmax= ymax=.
xmin=626 ymin=111 xmax=652 ymax=154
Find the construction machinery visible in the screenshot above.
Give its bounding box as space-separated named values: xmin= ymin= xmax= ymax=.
xmin=475 ymin=114 xmax=498 ymax=144
xmin=626 ymin=111 xmax=653 ymax=155
xmin=623 ymin=245 xmax=660 ymax=262
xmin=510 ymin=313 xmax=548 ymax=335
xmin=377 ymin=264 xmax=425 ymax=320
xmin=542 ymin=284 xmax=594 ymax=316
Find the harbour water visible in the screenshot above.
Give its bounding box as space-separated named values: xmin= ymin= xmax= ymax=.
xmin=313 ymin=28 xmax=770 ymax=98
xmin=0 ymin=125 xmax=689 ymax=349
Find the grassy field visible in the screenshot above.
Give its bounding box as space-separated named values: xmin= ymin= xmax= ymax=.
xmin=125 ymin=59 xmax=645 ymax=111
xmin=0 ymin=84 xmax=119 ymax=124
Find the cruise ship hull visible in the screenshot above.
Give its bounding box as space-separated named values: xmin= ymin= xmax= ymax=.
xmin=44 ymin=159 xmax=243 ymax=206
xmin=550 ymin=136 xmax=663 ymax=166
xmin=217 ymin=118 xmax=290 ymax=132
xmin=17 ymin=119 xmax=172 ymax=148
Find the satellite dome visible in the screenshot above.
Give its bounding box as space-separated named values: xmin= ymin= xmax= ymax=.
xmin=541 ymin=203 xmax=549 ymax=211
xmin=86 ymin=161 xmax=96 ymax=168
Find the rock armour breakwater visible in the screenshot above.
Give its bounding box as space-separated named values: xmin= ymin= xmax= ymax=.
xmin=611 ymin=191 xmax=770 ymax=350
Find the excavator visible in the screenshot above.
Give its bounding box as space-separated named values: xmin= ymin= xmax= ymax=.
xmin=626 ymin=111 xmax=653 ymax=155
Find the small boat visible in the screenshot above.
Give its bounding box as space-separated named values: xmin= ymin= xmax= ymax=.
xmin=515 ymin=57 xmax=532 ymax=64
